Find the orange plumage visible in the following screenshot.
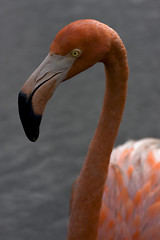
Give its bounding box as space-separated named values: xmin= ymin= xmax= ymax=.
xmin=99 ymin=139 xmax=160 ymax=240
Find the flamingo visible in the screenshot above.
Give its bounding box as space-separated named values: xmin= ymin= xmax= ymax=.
xmin=18 ymin=19 xmax=160 ymax=240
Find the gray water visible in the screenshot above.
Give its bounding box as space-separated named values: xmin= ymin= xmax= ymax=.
xmin=1 ymin=0 xmax=160 ymax=239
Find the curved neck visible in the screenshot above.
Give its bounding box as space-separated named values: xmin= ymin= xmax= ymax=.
xmin=67 ymin=35 xmax=129 ymax=240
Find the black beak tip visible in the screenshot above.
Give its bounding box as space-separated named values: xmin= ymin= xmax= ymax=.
xmin=18 ymin=91 xmax=42 ymax=142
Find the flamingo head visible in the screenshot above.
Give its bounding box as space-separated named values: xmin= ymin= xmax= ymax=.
xmin=18 ymin=19 xmax=111 ymax=142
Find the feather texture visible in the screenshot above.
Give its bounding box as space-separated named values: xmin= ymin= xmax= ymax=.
xmin=98 ymin=138 xmax=160 ymax=240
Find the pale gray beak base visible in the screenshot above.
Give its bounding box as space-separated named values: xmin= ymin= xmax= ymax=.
xmin=18 ymin=53 xmax=75 ymax=141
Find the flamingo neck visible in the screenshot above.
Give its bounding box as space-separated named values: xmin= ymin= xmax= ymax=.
xmin=67 ymin=35 xmax=129 ymax=240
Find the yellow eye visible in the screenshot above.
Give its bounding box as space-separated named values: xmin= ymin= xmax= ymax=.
xmin=71 ymin=49 xmax=81 ymax=57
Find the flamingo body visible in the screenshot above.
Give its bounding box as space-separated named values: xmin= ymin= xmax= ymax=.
xmin=99 ymin=138 xmax=160 ymax=240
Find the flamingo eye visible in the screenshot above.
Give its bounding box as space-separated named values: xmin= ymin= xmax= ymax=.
xmin=71 ymin=49 xmax=81 ymax=57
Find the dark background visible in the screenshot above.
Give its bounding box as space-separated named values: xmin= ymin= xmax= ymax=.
xmin=0 ymin=0 xmax=160 ymax=239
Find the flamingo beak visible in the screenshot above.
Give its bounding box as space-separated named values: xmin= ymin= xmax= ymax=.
xmin=18 ymin=53 xmax=74 ymax=142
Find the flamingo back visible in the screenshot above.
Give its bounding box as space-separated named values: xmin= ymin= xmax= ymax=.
xmin=98 ymin=138 xmax=160 ymax=240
